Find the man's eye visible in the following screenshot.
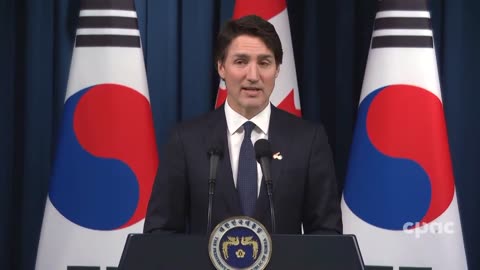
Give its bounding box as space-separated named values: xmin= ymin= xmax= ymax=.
xmin=234 ymin=59 xmax=246 ymax=65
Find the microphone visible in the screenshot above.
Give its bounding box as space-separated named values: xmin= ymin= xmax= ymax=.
xmin=254 ymin=139 xmax=275 ymax=233
xmin=206 ymin=141 xmax=223 ymax=234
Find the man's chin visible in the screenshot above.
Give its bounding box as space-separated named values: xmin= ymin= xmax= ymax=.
xmin=241 ymin=101 xmax=269 ymax=111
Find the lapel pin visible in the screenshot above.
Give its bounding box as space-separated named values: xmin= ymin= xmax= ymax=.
xmin=273 ymin=152 xmax=283 ymax=160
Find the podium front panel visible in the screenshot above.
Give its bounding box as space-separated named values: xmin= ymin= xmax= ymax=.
xmin=118 ymin=233 xmax=364 ymax=270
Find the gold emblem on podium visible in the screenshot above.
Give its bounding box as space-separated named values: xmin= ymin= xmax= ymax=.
xmin=208 ymin=216 xmax=272 ymax=270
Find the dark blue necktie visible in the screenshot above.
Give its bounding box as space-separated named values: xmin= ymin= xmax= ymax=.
xmin=237 ymin=121 xmax=257 ymax=216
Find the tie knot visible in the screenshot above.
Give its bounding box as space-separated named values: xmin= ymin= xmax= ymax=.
xmin=243 ymin=121 xmax=255 ymax=138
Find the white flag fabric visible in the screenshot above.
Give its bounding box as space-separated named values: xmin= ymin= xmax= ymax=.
xmin=215 ymin=0 xmax=302 ymax=117
xmin=35 ymin=0 xmax=159 ymax=269
xmin=341 ymin=1 xmax=467 ymax=269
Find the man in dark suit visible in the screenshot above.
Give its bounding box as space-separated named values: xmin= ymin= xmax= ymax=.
xmin=144 ymin=15 xmax=341 ymax=235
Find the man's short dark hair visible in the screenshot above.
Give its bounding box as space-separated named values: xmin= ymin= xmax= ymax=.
xmin=214 ymin=15 xmax=283 ymax=69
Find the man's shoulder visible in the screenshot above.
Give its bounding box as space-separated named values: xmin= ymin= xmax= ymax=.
xmin=174 ymin=108 xmax=224 ymax=134
xmin=271 ymin=106 xmax=323 ymax=132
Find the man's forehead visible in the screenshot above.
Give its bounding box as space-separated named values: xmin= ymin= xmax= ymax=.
xmin=226 ymin=36 xmax=274 ymax=57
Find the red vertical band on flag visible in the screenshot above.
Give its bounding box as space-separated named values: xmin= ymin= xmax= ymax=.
xmin=215 ymin=87 xmax=228 ymax=109
xmin=233 ymin=0 xmax=287 ymax=20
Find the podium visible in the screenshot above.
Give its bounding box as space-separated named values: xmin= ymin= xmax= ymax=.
xmin=118 ymin=233 xmax=365 ymax=270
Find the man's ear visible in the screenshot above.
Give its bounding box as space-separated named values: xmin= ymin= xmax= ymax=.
xmin=275 ymin=66 xmax=280 ymax=78
xmin=217 ymin=61 xmax=225 ymax=79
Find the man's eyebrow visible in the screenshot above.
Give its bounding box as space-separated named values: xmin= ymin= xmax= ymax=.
xmin=232 ymin=53 xmax=249 ymax=58
xmin=257 ymin=54 xmax=274 ymax=60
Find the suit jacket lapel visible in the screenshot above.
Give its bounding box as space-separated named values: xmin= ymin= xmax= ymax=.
xmin=254 ymin=105 xmax=290 ymax=223
xmin=268 ymin=105 xmax=289 ymax=195
xmin=206 ymin=108 xmax=243 ymax=216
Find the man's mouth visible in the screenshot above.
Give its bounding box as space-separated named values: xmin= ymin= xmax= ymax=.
xmin=242 ymin=87 xmax=261 ymax=91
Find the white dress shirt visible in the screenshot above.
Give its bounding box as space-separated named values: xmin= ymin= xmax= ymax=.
xmin=224 ymin=100 xmax=270 ymax=197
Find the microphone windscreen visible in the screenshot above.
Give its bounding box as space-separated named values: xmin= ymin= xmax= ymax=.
xmin=254 ymin=139 xmax=272 ymax=161
xmin=208 ymin=140 xmax=224 ymax=158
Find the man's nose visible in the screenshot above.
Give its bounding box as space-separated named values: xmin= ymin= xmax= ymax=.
xmin=246 ymin=64 xmax=259 ymax=82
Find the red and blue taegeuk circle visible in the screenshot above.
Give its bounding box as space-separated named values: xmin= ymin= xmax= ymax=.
xmin=49 ymin=83 xmax=158 ymax=230
xmin=343 ymin=84 xmax=455 ymax=230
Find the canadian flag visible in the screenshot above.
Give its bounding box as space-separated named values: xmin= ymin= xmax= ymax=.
xmin=215 ymin=0 xmax=301 ymax=117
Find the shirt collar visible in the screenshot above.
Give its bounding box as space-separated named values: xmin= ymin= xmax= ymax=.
xmin=224 ymin=100 xmax=271 ymax=136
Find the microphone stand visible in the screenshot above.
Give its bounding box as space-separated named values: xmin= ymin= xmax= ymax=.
xmin=259 ymin=155 xmax=276 ymax=234
xmin=207 ymin=176 xmax=215 ymax=234
xmin=207 ymin=151 xmax=221 ymax=235
xmin=255 ymin=139 xmax=276 ymax=234
xmin=265 ymin=179 xmax=276 ymax=234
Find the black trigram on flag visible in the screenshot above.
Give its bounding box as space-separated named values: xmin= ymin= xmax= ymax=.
xmin=371 ymin=0 xmax=433 ymax=49
xmin=76 ymin=0 xmax=140 ymax=47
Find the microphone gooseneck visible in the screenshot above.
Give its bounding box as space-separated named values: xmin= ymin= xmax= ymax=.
xmin=206 ymin=142 xmax=223 ymax=234
xmin=254 ymin=139 xmax=276 ymax=233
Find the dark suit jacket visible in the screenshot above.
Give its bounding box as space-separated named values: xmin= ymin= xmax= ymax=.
xmin=144 ymin=105 xmax=342 ymax=235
